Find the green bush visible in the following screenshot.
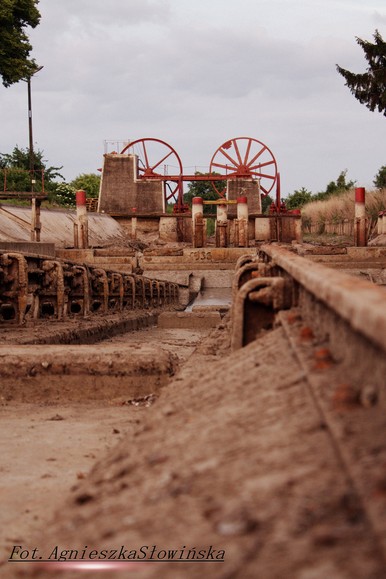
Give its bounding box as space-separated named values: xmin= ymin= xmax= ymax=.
xmin=49 ymin=182 xmax=76 ymax=207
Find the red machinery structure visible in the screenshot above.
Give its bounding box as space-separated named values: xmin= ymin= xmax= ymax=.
xmin=119 ymin=136 xmax=280 ymax=212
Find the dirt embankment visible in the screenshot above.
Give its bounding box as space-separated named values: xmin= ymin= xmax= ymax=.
xmin=4 ymin=316 xmax=386 ymax=579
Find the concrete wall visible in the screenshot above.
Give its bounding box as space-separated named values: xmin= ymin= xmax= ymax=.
xmin=98 ymin=154 xmax=165 ymax=214
xmin=227 ymin=179 xmax=262 ymax=215
xmin=0 ymin=206 xmax=127 ymax=248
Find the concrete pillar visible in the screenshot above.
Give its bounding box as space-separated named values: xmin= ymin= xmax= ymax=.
xmin=255 ymin=217 xmax=271 ymax=241
xmin=292 ymin=210 xmax=303 ymax=243
xmin=377 ymin=212 xmax=383 ymax=235
xmin=74 ymin=190 xmax=89 ymax=249
xmin=237 ymin=196 xmax=249 ymax=221
xmin=131 ymin=217 xmax=137 ymax=239
xmin=235 ymin=196 xmax=249 ymax=247
xmin=192 ymin=197 xmax=204 ymax=248
xmin=217 ymin=203 xmax=227 ymax=222
xmin=354 ymin=187 xmax=367 ymax=247
xmin=30 ymin=198 xmax=41 ymax=242
xmin=131 ymin=208 xmax=137 ymax=239
xmin=216 ymin=203 xmax=228 ymax=247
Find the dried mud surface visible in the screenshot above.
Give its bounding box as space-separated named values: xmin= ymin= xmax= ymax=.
xmin=2 ymin=315 xmax=386 ymax=579
xmin=0 ymin=325 xmax=209 ymax=575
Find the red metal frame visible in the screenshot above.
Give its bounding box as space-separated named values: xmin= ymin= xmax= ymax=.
xmin=118 ymin=136 xmax=279 ymax=211
xmin=121 ymin=138 xmax=184 ymax=205
xmin=209 ymin=137 xmax=277 ymax=197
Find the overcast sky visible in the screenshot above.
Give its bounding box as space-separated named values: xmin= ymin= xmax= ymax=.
xmin=0 ymin=0 xmax=385 ymax=196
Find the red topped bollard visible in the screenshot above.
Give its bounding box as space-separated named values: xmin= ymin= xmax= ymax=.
xmin=74 ymin=190 xmax=89 ymax=249
xmin=354 ymin=187 xmax=367 ymax=247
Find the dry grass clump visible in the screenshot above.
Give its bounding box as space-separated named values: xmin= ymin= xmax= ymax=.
xmin=302 ymin=188 xmax=386 ymax=231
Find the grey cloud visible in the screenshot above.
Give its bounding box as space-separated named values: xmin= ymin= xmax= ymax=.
xmin=32 ymin=2 xmax=360 ymax=106
xmin=154 ymin=29 xmax=354 ymax=101
xmin=52 ymin=0 xmax=172 ymax=27
xmin=373 ymin=11 xmax=386 ymax=23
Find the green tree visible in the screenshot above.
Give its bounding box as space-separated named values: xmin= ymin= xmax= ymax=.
xmin=0 ymin=0 xmax=41 ymax=87
xmin=261 ymin=194 xmax=274 ymax=214
xmin=0 ymin=146 xmax=63 ymax=192
xmin=373 ymin=165 xmax=386 ymax=189
xmin=70 ymin=173 xmax=101 ymax=198
xmin=314 ymin=170 xmax=356 ymax=201
xmin=336 ymin=30 xmax=386 ymax=116
xmin=183 ymin=172 xmax=226 ymax=215
xmin=285 ymin=187 xmax=313 ymax=210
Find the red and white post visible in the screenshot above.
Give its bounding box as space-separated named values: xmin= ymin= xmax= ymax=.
xmin=74 ymin=190 xmax=89 ymax=249
xmin=354 ymin=187 xmax=367 ymax=247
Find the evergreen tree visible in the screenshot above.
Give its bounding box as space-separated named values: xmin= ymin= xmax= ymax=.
xmin=336 ymin=30 xmax=386 ymax=116
xmin=285 ymin=187 xmax=313 ymax=210
xmin=373 ymin=165 xmax=386 ymax=189
xmin=0 ymin=0 xmax=41 ymax=87
xmin=313 ymin=170 xmax=356 ymax=201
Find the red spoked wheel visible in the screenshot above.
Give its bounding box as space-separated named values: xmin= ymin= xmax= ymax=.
xmin=209 ymin=137 xmax=278 ymax=197
xmin=121 ymin=138 xmax=183 ymax=202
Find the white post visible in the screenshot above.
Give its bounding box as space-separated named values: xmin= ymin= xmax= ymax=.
xmin=216 ymin=203 xmax=228 ymax=247
xmin=354 ymin=187 xmax=367 ymax=247
xmin=236 ymin=196 xmax=248 ymax=247
xmin=75 ymin=190 xmax=89 ymax=249
xmin=192 ymin=197 xmax=204 ymax=248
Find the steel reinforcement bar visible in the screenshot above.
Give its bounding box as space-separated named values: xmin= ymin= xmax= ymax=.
xmin=0 ymin=252 xmax=179 ymax=324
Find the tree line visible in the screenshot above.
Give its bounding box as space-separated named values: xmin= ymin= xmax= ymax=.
xmin=0 ymin=146 xmax=100 ymax=206
xmin=285 ymin=166 xmax=386 ymax=210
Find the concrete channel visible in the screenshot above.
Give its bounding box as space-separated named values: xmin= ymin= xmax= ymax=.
xmin=1 ymin=239 xmax=386 ymax=578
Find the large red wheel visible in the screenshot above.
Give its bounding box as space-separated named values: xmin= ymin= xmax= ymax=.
xmin=121 ymin=138 xmax=183 ymax=202
xmin=209 ymin=137 xmax=278 ymax=197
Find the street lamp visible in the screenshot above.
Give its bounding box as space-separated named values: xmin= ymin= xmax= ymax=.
xmin=26 ymin=65 xmax=44 ymax=192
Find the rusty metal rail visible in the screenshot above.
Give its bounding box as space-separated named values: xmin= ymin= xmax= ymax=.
xmin=231 ymin=244 xmax=386 ymax=383
xmin=231 ymin=244 xmax=386 ymax=557
xmin=0 ymin=252 xmax=179 ymax=324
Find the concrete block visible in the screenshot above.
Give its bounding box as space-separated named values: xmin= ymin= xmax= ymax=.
xmin=0 ymin=241 xmax=56 ymax=257
xmin=182 ymin=248 xmax=256 ymax=261
xmin=347 ymin=247 xmax=386 ymax=259
xmin=159 ymin=216 xmax=179 ymax=242
xmin=0 ymin=344 xmax=176 ymax=403
xmin=158 ymin=311 xmax=221 ymax=329
xmin=56 ymin=249 xmax=95 ymax=262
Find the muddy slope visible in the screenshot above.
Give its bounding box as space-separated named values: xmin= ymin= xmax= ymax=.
xmin=5 ymin=319 xmax=385 ymax=579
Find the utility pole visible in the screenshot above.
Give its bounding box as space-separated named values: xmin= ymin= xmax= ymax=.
xmin=26 ymin=65 xmax=44 ymax=192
